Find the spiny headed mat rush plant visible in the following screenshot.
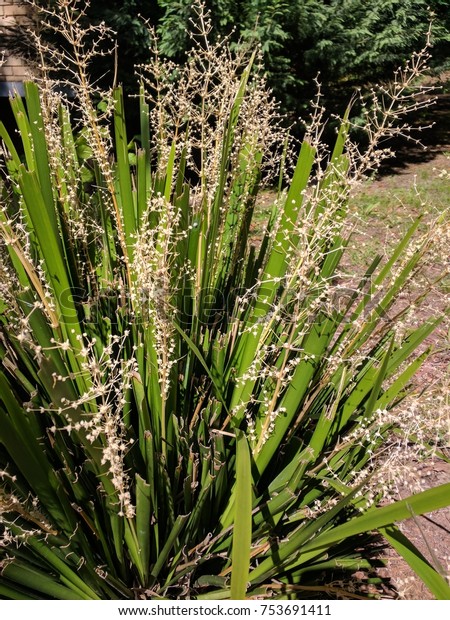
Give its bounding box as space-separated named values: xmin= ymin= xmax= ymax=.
xmin=0 ymin=0 xmax=449 ymax=601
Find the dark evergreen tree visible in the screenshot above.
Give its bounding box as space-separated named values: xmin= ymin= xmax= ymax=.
xmin=31 ymin=0 xmax=450 ymax=116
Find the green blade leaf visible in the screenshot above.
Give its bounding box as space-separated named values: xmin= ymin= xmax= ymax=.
xmin=230 ymin=430 xmax=252 ymax=600
xmin=114 ymin=86 xmax=136 ymax=264
xmin=381 ymin=524 xmax=450 ymax=600
xmin=135 ymin=474 xmax=152 ymax=585
xmin=301 ymin=483 xmax=450 ymax=555
xmin=149 ymin=514 xmax=189 ymax=583
xmin=1 ymin=561 xmax=86 ymax=600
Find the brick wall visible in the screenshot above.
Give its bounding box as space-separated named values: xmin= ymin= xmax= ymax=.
xmin=0 ymin=0 xmax=32 ymax=83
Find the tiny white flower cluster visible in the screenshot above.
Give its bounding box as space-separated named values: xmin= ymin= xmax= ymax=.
xmin=139 ymin=21 xmax=283 ymax=194
xmin=0 ymin=486 xmax=51 ymax=548
xmin=40 ymin=332 xmax=139 ymax=519
xmin=131 ymin=196 xmax=189 ymax=399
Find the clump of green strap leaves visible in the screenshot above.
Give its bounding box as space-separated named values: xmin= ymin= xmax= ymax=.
xmin=0 ymin=1 xmax=449 ymax=601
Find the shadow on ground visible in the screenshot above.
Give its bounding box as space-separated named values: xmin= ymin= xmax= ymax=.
xmin=379 ymin=91 xmax=450 ymax=175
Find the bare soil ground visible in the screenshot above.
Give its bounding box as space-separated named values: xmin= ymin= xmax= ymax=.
xmin=253 ymin=88 xmax=450 ymax=599
xmin=349 ymin=93 xmax=450 ymax=599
